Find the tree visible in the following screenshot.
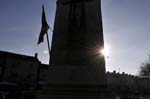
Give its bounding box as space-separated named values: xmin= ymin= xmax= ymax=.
xmin=139 ymin=55 xmax=150 ymax=78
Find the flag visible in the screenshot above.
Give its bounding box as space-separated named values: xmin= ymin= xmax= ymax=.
xmin=38 ymin=5 xmax=49 ymax=44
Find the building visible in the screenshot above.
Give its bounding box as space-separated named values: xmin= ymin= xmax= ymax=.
xmin=106 ymin=71 xmax=150 ymax=95
xmin=107 ymin=71 xmax=136 ymax=88
xmin=0 ymin=51 xmax=40 ymax=91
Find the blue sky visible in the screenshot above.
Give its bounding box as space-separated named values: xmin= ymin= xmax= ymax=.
xmin=0 ymin=0 xmax=150 ymax=75
xmin=102 ymin=0 xmax=150 ymax=75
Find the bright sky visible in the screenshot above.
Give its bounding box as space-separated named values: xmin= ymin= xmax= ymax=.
xmin=0 ymin=0 xmax=150 ymax=75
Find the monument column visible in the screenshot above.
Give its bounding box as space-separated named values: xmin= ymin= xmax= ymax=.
xmin=50 ymin=0 xmax=105 ymax=67
xmin=37 ymin=0 xmax=107 ymax=98
xmin=49 ymin=0 xmax=106 ymax=84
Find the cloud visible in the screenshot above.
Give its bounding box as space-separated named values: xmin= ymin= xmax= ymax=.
xmin=43 ymin=50 xmax=48 ymax=54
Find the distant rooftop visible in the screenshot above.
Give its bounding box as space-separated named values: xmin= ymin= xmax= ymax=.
xmin=0 ymin=51 xmax=38 ymax=62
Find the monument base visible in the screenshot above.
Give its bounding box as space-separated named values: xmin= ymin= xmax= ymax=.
xmin=35 ymin=65 xmax=111 ymax=99
xmin=44 ymin=65 xmax=106 ymax=85
xmin=36 ymin=94 xmax=114 ymax=99
xmin=36 ymin=83 xmax=113 ymax=99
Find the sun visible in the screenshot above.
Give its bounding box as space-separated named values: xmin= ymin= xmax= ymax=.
xmin=100 ymin=48 xmax=109 ymax=57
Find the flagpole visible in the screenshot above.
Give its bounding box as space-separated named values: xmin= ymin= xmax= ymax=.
xmin=47 ymin=27 xmax=53 ymax=65
xmin=38 ymin=5 xmax=53 ymax=65
xmin=46 ymin=32 xmax=51 ymax=65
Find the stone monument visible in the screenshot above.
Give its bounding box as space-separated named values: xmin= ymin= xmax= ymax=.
xmin=37 ymin=0 xmax=107 ymax=98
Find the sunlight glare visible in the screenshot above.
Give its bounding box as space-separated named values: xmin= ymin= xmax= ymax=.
xmin=100 ymin=48 xmax=109 ymax=57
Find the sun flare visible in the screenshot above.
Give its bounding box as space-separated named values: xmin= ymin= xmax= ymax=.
xmin=100 ymin=48 xmax=109 ymax=57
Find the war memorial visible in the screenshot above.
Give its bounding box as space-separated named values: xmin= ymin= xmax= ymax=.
xmin=37 ymin=0 xmax=107 ymax=98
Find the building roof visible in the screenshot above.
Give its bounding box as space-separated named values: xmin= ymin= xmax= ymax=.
xmin=0 ymin=51 xmax=39 ymax=62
